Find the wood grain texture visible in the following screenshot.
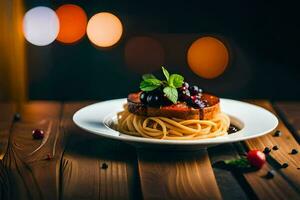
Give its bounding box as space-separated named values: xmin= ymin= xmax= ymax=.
xmin=242 ymin=163 xmax=299 ymax=199
xmin=138 ymin=149 xmax=222 ymax=200
xmin=2 ymin=101 xmax=64 ymax=200
xmin=235 ymin=142 xmax=299 ymax=200
xmin=208 ymin=144 xmax=251 ymax=200
xmin=243 ymin=100 xmax=300 ymax=198
xmin=0 ymin=103 xmax=16 ymax=159
xmin=274 ymin=102 xmax=300 ymax=141
xmin=211 ymin=142 xmax=300 ymax=200
xmin=0 ymin=160 xmax=10 ymax=200
xmin=61 ymin=102 xmax=141 ymax=200
xmin=1 ymin=100 xmax=300 ymax=200
xmin=0 ymin=103 xmax=16 ymax=200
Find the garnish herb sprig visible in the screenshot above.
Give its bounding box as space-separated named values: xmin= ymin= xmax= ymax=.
xmin=139 ymin=67 xmax=184 ymax=104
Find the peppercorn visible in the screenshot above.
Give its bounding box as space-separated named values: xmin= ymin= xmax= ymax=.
xmin=273 ymin=130 xmax=282 ymax=137
xmin=272 ymin=145 xmax=279 ymax=150
xmin=291 ymin=149 xmax=298 ymax=155
xmin=263 ymin=147 xmax=271 ymax=154
xmin=266 ymin=170 xmax=275 ymax=179
xmin=281 ymin=163 xmax=289 ymax=168
xmin=101 ymin=163 xmax=108 ymax=169
xmin=13 ymin=113 xmax=21 ymax=122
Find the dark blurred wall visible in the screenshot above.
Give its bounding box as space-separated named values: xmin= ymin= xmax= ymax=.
xmin=25 ymin=0 xmax=300 ymax=100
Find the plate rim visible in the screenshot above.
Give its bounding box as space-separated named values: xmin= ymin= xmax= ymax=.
xmin=73 ymin=98 xmax=279 ymax=146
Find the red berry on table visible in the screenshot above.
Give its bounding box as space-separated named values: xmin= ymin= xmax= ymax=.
xmin=46 ymin=153 xmax=52 ymax=160
xmin=32 ymin=129 xmax=44 ymax=140
xmin=247 ymin=150 xmax=266 ymax=169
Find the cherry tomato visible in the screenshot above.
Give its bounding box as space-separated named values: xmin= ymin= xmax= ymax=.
xmin=32 ymin=129 xmax=44 ymax=140
xmin=247 ymin=150 xmax=266 ymax=169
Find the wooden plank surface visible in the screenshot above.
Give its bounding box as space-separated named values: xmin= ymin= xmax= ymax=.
xmin=2 ymin=101 xmax=64 ymax=200
xmin=137 ymin=149 xmax=222 ymax=200
xmin=1 ymin=100 xmax=300 ymax=200
xmin=0 ymin=160 xmax=10 ymax=200
xmin=274 ymin=102 xmax=300 ymax=141
xmin=0 ymin=103 xmax=16 ymax=200
xmin=60 ymin=102 xmax=141 ymax=200
xmin=242 ymin=100 xmax=300 ymax=198
xmin=211 ymin=141 xmax=300 ymax=200
xmin=0 ymin=103 xmax=16 ymax=159
xmin=236 ymin=143 xmax=299 ymax=200
xmin=208 ymin=144 xmax=251 ymax=200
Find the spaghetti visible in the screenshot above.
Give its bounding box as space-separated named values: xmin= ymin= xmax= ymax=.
xmin=117 ymin=104 xmax=230 ymax=140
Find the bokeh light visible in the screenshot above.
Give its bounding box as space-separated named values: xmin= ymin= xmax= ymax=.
xmin=23 ymin=6 xmax=59 ymax=46
xmin=87 ymin=12 xmax=123 ymax=47
xmin=187 ymin=36 xmax=229 ymax=79
xmin=125 ymin=36 xmax=165 ymax=74
xmin=56 ymin=4 xmax=87 ymax=44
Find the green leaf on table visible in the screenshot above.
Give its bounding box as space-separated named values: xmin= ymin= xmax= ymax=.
xmin=169 ymin=74 xmax=184 ymax=88
xmin=162 ymin=66 xmax=170 ymax=81
xmin=224 ymin=157 xmax=250 ymax=168
xmin=140 ymin=79 xmax=162 ymax=91
xmin=163 ymin=86 xmax=178 ymax=104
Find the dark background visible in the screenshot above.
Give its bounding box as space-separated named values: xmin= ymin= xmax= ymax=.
xmin=25 ymin=0 xmax=300 ymax=101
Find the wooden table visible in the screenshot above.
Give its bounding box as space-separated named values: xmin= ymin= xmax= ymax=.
xmin=0 ymin=100 xmax=300 ymax=200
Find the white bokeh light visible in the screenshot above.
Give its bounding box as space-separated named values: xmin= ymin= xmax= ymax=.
xmin=23 ymin=6 xmax=59 ymax=46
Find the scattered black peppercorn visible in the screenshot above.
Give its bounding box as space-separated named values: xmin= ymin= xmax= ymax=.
xmin=272 ymin=145 xmax=279 ymax=150
xmin=265 ymin=170 xmax=275 ymax=179
xmin=263 ymin=147 xmax=271 ymax=154
xmin=281 ymin=163 xmax=289 ymax=168
xmin=101 ymin=163 xmax=108 ymax=169
xmin=291 ymin=149 xmax=298 ymax=155
xmin=13 ymin=113 xmax=21 ymax=122
xmin=273 ymin=130 xmax=282 ymax=137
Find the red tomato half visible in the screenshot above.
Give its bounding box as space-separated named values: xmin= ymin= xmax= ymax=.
xmin=247 ymin=150 xmax=266 ymax=169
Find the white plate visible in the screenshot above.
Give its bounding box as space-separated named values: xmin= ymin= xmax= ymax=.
xmin=73 ymin=98 xmax=278 ymax=149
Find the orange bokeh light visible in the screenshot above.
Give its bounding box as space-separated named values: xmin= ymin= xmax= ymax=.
xmin=87 ymin=12 xmax=123 ymax=47
xmin=187 ymin=36 xmax=229 ymax=79
xmin=56 ymin=4 xmax=87 ymax=43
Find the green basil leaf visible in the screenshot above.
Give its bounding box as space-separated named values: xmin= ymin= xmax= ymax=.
xmin=161 ymin=66 xmax=170 ymax=81
xmin=142 ymin=74 xmax=156 ymax=80
xmin=140 ymin=79 xmax=161 ymax=91
xmin=169 ymin=74 xmax=184 ymax=88
xmin=163 ymin=86 xmax=178 ymax=104
xmin=145 ymin=78 xmax=161 ymax=85
xmin=224 ymin=157 xmax=250 ymax=168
